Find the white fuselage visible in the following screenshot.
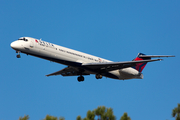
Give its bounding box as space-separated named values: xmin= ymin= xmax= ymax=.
xmin=11 ymin=37 xmax=143 ymax=80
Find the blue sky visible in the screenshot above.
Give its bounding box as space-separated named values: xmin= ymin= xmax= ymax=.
xmin=0 ymin=1 xmax=180 ymax=120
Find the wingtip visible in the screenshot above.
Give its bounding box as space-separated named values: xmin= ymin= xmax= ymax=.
xmin=164 ymin=55 xmax=175 ymax=57
xmin=170 ymin=55 xmax=175 ymax=57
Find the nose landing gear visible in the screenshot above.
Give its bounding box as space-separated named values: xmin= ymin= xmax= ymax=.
xmin=16 ymin=51 xmax=21 ymax=58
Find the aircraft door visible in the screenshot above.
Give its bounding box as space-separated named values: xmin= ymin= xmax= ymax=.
xmin=30 ymin=40 xmax=34 ymax=48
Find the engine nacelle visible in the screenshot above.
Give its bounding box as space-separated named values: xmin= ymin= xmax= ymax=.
xmin=119 ymin=68 xmax=143 ymax=80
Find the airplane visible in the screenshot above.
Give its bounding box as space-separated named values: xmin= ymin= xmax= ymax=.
xmin=10 ymin=37 xmax=175 ymax=82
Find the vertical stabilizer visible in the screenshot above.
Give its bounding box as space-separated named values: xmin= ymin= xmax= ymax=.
xmin=132 ymin=53 xmax=151 ymax=72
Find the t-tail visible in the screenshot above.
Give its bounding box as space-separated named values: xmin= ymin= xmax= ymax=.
xmin=132 ymin=53 xmax=150 ymax=72
xmin=132 ymin=53 xmax=175 ymax=72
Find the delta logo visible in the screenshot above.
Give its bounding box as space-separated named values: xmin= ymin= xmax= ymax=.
xmin=35 ymin=39 xmax=38 ymax=43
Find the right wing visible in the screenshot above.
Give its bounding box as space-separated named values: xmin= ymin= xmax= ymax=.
xmin=46 ymin=66 xmax=90 ymax=77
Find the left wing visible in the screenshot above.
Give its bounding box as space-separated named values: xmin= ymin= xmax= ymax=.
xmin=46 ymin=66 xmax=90 ymax=77
xmin=82 ymin=59 xmax=162 ymax=72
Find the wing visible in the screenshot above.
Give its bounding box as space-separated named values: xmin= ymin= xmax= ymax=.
xmin=46 ymin=59 xmax=162 ymax=77
xmin=82 ymin=59 xmax=162 ymax=72
xmin=46 ymin=66 xmax=90 ymax=77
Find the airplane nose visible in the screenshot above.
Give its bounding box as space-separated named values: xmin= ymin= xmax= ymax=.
xmin=11 ymin=41 xmax=16 ymax=48
xmin=10 ymin=41 xmax=20 ymax=49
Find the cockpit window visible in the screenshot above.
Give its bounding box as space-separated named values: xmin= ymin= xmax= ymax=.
xmin=18 ymin=37 xmax=28 ymax=41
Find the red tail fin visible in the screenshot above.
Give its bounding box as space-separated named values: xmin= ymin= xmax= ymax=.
xmin=132 ymin=53 xmax=151 ymax=72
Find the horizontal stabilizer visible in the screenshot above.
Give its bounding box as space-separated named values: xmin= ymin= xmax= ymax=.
xmin=139 ymin=55 xmax=175 ymax=58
